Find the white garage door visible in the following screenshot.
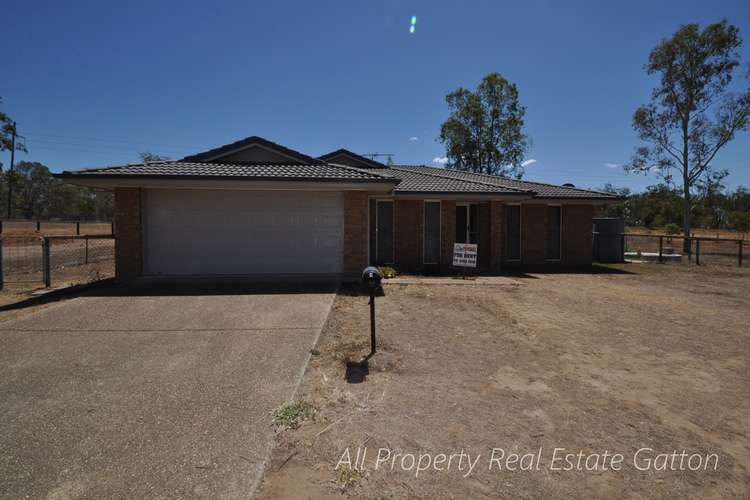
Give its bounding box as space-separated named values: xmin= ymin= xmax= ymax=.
xmin=144 ymin=189 xmax=343 ymax=276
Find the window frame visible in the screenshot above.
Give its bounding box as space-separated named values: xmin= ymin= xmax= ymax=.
xmin=505 ymin=203 xmax=522 ymax=262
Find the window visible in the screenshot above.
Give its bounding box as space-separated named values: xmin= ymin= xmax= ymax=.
xmin=423 ymin=201 xmax=441 ymax=264
xmin=546 ymin=205 xmax=562 ymax=260
xmin=375 ymin=200 xmax=395 ymax=264
xmin=505 ymin=205 xmax=521 ymax=260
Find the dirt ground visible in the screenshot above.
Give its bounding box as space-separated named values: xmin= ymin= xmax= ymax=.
xmin=0 ymin=221 xmax=112 ymax=236
xmin=257 ymin=263 xmax=750 ymax=499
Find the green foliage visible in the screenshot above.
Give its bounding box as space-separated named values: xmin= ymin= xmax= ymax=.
xmin=272 ymin=400 xmax=315 ymax=430
xmin=728 ymin=211 xmax=750 ymax=232
xmin=0 ymin=97 xmax=28 ymax=155
xmin=439 ymin=73 xmax=529 ymax=178
xmin=139 ymin=151 xmax=171 ymax=162
xmin=377 ymin=266 xmax=397 ymax=279
xmin=0 ymin=161 xmax=112 ymax=220
xmin=664 ymin=223 xmax=680 ymax=235
xmin=601 ymin=183 xmax=750 ymax=232
xmin=626 ymin=20 xmax=750 ymax=237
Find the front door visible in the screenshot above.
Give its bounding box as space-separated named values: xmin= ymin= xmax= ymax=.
xmin=455 ymin=204 xmax=478 ymax=244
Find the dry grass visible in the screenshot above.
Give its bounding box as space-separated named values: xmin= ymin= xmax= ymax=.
xmin=258 ymin=264 xmax=750 ymax=499
xmin=627 ymin=226 xmax=748 ymax=240
xmin=1 ymin=221 xmax=112 ymax=236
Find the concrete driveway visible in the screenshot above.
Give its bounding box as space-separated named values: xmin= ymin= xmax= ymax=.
xmin=0 ymin=283 xmax=336 ymax=499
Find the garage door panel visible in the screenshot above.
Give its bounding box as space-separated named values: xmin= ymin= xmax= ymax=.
xmin=145 ymin=190 xmax=343 ymax=275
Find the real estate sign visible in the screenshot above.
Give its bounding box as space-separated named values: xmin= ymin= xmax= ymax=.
xmin=453 ymin=243 xmax=477 ymax=268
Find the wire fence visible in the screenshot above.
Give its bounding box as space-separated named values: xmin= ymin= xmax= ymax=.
xmin=613 ymin=233 xmax=744 ymax=267
xmin=0 ymin=219 xmax=113 ymax=236
xmin=1 ymin=235 xmax=115 ymax=291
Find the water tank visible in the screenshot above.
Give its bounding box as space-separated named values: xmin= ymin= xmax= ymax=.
xmin=593 ymin=218 xmax=625 ymax=262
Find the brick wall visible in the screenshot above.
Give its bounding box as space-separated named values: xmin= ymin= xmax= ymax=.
xmin=489 ymin=201 xmax=504 ymax=271
xmin=440 ymin=200 xmax=456 ymax=272
xmin=503 ymin=203 xmax=593 ymax=268
xmin=395 ymin=200 xmax=423 ymax=271
xmin=562 ymin=204 xmax=594 ymax=265
xmin=343 ymin=191 xmax=369 ymax=276
xmin=114 ymin=187 xmax=143 ymax=281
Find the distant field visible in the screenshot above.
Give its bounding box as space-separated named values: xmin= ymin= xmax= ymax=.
xmin=626 ymin=226 xmax=748 ymax=240
xmin=1 ymin=221 xmax=112 ymax=236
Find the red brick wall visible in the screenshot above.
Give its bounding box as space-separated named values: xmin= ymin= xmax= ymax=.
xmin=562 ymin=205 xmax=594 ymax=265
xmin=114 ymin=187 xmax=143 ymax=281
xmin=503 ymin=203 xmax=594 ymax=268
xmin=440 ymin=200 xmax=456 ymax=272
xmin=489 ymin=201 xmax=504 ymax=271
xmin=343 ymin=191 xmax=369 ymax=276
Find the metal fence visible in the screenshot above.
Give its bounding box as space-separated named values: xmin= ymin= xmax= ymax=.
xmin=0 ymin=219 xmax=113 ymax=236
xmin=606 ymin=233 xmax=744 ymax=267
xmin=0 ymin=235 xmax=115 ymax=290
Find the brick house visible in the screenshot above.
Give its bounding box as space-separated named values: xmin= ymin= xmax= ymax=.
xmin=57 ymin=136 xmax=619 ymax=281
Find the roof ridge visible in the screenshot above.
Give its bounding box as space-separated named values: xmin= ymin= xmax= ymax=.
xmin=327 ymin=162 xmax=396 ymax=180
xmin=181 ymin=135 xmax=324 ymax=164
xmin=318 ymin=149 xmax=387 ymax=169
xmin=391 ymin=165 xmax=530 ymax=193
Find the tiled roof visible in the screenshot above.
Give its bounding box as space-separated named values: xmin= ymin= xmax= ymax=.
xmin=181 ymin=135 xmax=324 ymax=164
xmin=383 ymin=166 xmax=528 ymax=194
xmin=318 ymin=149 xmax=388 ymax=169
xmin=394 ymin=165 xmax=619 ymax=199
xmin=56 ymin=161 xmax=397 ymax=183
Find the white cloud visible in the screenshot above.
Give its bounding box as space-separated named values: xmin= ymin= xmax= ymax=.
xmin=521 ymin=158 xmax=537 ymax=167
xmin=432 ymin=156 xmax=449 ymax=165
xmin=604 ymin=162 xmax=620 ymax=169
xmin=409 ymin=136 xmax=419 ymax=142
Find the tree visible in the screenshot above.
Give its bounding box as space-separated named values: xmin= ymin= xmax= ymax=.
xmin=139 ymin=151 xmax=170 ymax=162
xmin=0 ymin=97 xmax=28 ymax=158
xmin=439 ymin=73 xmax=529 ymax=178
xmin=626 ymin=20 xmax=750 ymax=250
xmin=727 ymin=211 xmax=750 ymax=233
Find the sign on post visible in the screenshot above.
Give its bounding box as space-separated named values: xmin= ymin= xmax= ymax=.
xmin=453 ymin=243 xmax=477 ymax=268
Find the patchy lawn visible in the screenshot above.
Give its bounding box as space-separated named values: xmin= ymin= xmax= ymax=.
xmin=257 ymin=263 xmax=750 ymax=499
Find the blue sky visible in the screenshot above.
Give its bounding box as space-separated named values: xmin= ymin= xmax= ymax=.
xmin=3 ymin=0 xmax=750 ymax=192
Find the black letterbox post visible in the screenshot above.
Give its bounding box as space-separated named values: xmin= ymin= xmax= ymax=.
xmin=361 ymin=266 xmax=382 ymax=355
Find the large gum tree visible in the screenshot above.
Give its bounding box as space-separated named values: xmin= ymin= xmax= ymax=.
xmin=439 ymin=73 xmax=529 ymax=178
xmin=627 ymin=20 xmax=750 ymax=249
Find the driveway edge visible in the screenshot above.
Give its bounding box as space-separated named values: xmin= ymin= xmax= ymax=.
xmin=246 ymin=285 xmax=339 ymax=499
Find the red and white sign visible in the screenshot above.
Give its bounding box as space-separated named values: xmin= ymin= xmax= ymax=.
xmin=453 ymin=243 xmax=477 ymax=268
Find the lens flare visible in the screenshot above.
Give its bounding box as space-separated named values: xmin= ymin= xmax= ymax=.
xmin=409 ymin=25 xmax=415 ymax=34
xmin=411 ymin=16 xmax=417 ymax=25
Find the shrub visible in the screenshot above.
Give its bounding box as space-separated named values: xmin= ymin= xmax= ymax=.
xmin=272 ymin=400 xmax=315 ymax=430
xmin=377 ymin=266 xmax=397 ymax=279
xmin=664 ymin=223 xmax=680 ymax=235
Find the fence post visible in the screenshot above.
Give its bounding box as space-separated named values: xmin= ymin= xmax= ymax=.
xmin=36 ymin=220 xmax=41 ymax=232
xmin=111 ymin=221 xmax=114 ymax=235
xmin=739 ymin=240 xmax=743 ymax=268
xmin=42 ymin=237 xmax=51 ymax=287
xmin=85 ymin=236 xmax=89 ymax=265
xmin=0 ymin=220 xmax=3 ymax=234
xmin=76 ymin=221 xmax=80 ymax=235
xmin=687 ymin=237 xmax=692 ymax=262
xmin=659 ymin=235 xmax=664 ymax=263
xmin=620 ymin=233 xmax=626 ymax=263
xmin=696 ymin=239 xmax=701 ymax=266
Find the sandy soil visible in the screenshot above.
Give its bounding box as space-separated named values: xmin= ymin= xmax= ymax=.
xmin=0 ymin=221 xmax=112 ymax=236
xmin=257 ymin=263 xmax=750 ymax=499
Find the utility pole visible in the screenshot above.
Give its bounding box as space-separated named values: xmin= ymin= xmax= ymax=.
xmin=6 ymin=122 xmax=16 ymax=219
